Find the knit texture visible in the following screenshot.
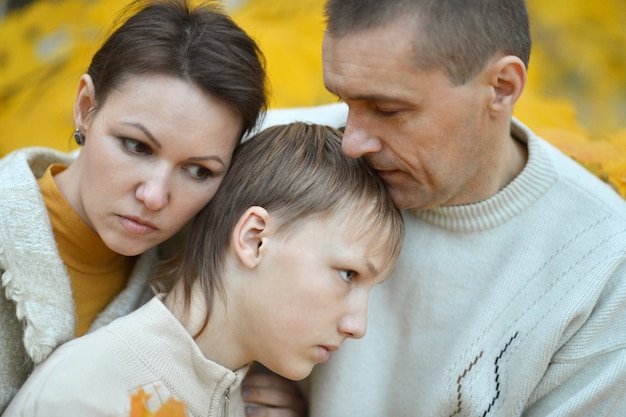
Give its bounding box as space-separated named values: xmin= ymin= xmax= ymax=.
xmin=3 ymin=296 xmax=249 ymax=417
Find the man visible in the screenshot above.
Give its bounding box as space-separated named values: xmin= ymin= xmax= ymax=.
xmin=243 ymin=0 xmax=626 ymax=415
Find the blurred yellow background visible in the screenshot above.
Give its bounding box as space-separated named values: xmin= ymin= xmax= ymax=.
xmin=0 ymin=0 xmax=624 ymax=196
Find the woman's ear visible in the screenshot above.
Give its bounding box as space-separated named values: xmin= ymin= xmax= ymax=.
xmin=74 ymin=74 xmax=96 ymax=131
xmin=487 ymin=55 xmax=526 ymax=115
xmin=232 ymin=206 xmax=271 ymax=269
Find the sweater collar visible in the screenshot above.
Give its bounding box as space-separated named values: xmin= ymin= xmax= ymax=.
xmin=413 ymin=118 xmax=558 ymax=232
xmin=111 ymin=296 xmax=250 ymax=416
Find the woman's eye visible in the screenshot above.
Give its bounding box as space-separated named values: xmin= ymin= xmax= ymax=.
xmin=184 ymin=164 xmax=213 ymax=180
xmin=338 ymin=270 xmax=356 ymax=283
xmin=122 ymin=138 xmax=151 ymax=155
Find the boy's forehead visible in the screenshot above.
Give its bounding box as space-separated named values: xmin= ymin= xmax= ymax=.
xmin=275 ymin=204 xmax=398 ymax=272
xmin=334 ymin=209 xmax=397 ymax=262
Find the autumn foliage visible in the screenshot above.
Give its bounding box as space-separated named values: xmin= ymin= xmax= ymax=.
xmin=0 ymin=0 xmax=624 ymax=198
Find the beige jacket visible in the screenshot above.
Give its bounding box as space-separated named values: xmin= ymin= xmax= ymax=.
xmin=4 ymin=296 xmax=249 ymax=417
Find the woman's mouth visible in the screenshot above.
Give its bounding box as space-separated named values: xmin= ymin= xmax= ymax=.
xmin=117 ymin=215 xmax=158 ymax=235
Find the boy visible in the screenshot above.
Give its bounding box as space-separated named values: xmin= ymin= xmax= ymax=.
xmin=4 ymin=123 xmax=404 ymax=416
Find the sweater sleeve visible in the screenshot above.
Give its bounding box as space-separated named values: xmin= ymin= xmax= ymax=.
xmin=1 ymin=347 xmax=126 ymax=417
xmin=525 ymin=260 xmax=626 ymax=416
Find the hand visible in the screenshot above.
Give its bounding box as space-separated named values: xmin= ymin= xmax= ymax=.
xmin=242 ymin=363 xmax=308 ymax=417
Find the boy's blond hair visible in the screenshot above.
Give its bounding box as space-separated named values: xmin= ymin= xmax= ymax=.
xmin=154 ymin=122 xmax=404 ymax=332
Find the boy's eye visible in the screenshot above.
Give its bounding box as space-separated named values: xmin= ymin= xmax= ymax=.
xmin=184 ymin=164 xmax=213 ymax=180
xmin=338 ymin=270 xmax=356 ymax=283
xmin=122 ymin=138 xmax=151 ymax=155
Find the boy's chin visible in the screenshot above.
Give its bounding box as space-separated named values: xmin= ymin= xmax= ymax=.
xmin=266 ymin=363 xmax=313 ymax=382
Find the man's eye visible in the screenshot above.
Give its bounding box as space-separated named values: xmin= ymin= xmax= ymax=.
xmin=375 ymin=108 xmax=399 ymax=117
xmin=338 ymin=270 xmax=356 ymax=283
xmin=122 ymin=138 xmax=151 ymax=155
xmin=184 ymin=164 xmax=213 ymax=180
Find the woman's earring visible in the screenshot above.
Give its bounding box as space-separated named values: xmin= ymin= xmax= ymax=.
xmin=73 ymin=129 xmax=85 ymax=146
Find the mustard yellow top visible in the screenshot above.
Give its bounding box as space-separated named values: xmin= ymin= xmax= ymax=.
xmin=38 ymin=164 xmax=136 ymax=336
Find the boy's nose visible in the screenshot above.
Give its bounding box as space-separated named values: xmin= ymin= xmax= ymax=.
xmin=338 ymin=301 xmax=368 ymax=340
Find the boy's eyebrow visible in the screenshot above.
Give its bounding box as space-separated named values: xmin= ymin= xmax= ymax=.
xmin=366 ymin=260 xmax=379 ymax=275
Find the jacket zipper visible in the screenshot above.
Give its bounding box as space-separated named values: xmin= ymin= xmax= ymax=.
xmin=223 ymin=388 xmax=230 ymax=417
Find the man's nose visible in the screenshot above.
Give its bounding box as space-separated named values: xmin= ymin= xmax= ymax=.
xmin=341 ymin=111 xmax=382 ymax=158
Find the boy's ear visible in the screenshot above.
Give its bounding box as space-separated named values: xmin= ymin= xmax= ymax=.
xmin=233 ymin=206 xmax=271 ymax=269
xmin=74 ymin=74 xmax=96 ymax=131
xmin=487 ymin=55 xmax=526 ymax=115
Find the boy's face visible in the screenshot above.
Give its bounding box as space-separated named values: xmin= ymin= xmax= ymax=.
xmin=236 ymin=211 xmax=393 ymax=381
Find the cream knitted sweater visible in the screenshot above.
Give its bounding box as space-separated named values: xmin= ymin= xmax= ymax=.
xmin=306 ymin=119 xmax=626 ymax=416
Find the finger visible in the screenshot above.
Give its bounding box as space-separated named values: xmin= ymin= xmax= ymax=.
xmin=243 ymin=373 xmax=301 ymax=394
xmin=242 ymin=365 xmax=308 ymax=416
xmin=244 ymin=386 xmax=305 ymax=407
xmin=245 ymin=404 xmax=304 ymax=417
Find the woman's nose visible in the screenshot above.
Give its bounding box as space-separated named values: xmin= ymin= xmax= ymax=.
xmin=135 ymin=173 xmax=170 ymax=211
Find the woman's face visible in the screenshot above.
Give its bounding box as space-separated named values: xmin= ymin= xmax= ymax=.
xmin=58 ymin=73 xmax=243 ymax=256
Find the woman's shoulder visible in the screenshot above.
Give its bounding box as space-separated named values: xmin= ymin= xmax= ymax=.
xmin=0 ymin=147 xmax=77 ymax=178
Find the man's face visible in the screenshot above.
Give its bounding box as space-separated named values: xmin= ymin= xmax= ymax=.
xmin=322 ymin=22 xmax=499 ymax=210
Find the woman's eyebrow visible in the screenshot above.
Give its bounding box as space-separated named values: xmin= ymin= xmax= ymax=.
xmin=120 ymin=122 xmax=225 ymax=165
xmin=188 ymin=155 xmax=226 ymax=166
xmin=122 ymin=121 xmax=161 ymax=149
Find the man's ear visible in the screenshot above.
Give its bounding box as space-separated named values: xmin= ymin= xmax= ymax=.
xmin=232 ymin=206 xmax=271 ymax=269
xmin=74 ymin=74 xmax=96 ymax=131
xmin=487 ymin=55 xmax=526 ymax=115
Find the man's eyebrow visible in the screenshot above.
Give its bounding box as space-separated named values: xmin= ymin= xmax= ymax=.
xmin=324 ymin=86 xmax=407 ymax=104
xmin=348 ymin=93 xmax=406 ymax=103
xmin=122 ymin=122 xmax=161 ymax=149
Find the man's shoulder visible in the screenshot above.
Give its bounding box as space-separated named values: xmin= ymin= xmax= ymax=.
xmin=514 ymin=120 xmax=626 ymax=223
xmin=538 ymin=137 xmax=625 ymax=219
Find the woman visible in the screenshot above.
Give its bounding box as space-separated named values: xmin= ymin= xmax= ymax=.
xmin=0 ymin=0 xmax=267 ymax=411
